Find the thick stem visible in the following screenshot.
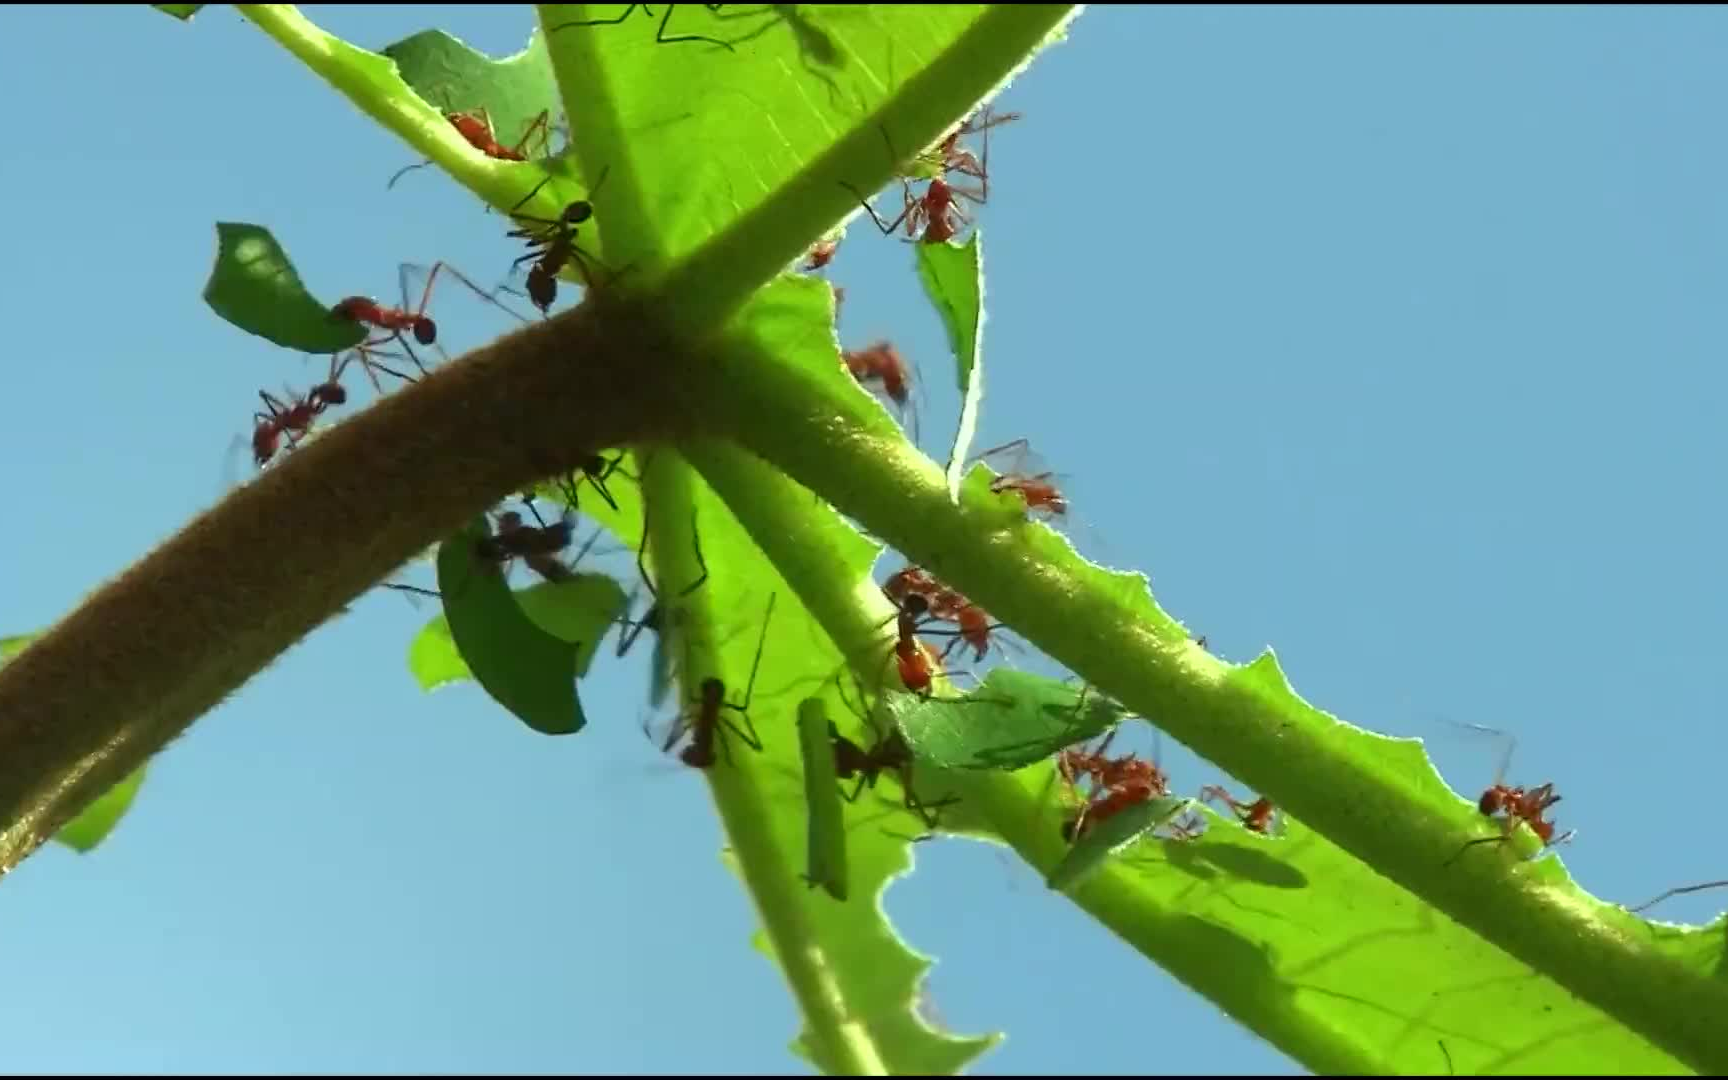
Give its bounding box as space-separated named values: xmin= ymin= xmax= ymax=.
xmin=0 ymin=295 xmax=689 ymax=876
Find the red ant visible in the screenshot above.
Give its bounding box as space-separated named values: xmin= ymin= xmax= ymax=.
xmin=881 ymin=564 xmax=1005 ymax=665
xmin=550 ymin=3 xmax=734 ymax=51
xmin=662 ymin=594 xmax=776 ymax=768
xmin=504 ymin=170 xmax=614 ymax=315
xmin=972 ymin=438 xmax=1069 ymax=520
xmin=387 ymin=105 xmax=554 ymax=189
xmin=803 ymin=237 xmax=840 ymax=271
xmin=842 ymin=340 xmax=918 ymax=441
xmin=1056 ymin=727 xmax=1175 ymax=842
xmin=250 ymin=350 xmax=371 ymax=466
xmin=330 ymin=261 xmax=501 ymax=376
xmin=844 ymin=115 xmax=997 ymax=246
xmin=1447 ymin=724 xmax=1574 ymax=864
xmin=931 ymin=107 xmax=1020 ymax=192
xmin=1198 ymin=786 xmax=1279 ymax=836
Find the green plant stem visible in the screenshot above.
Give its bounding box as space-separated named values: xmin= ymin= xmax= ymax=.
xmin=0 ymin=299 xmax=683 ymax=876
xmin=639 ymin=449 xmax=886 ymax=1076
xmin=678 ymin=351 xmax=1728 ymax=1074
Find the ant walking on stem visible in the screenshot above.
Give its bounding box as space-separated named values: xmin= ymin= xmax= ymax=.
xmin=1445 ymin=723 xmax=1574 ymax=866
xmin=330 ymin=261 xmax=510 ymax=377
xmin=661 ymin=593 xmax=777 ymax=769
xmin=387 ymin=102 xmax=555 ymax=189
xmin=828 ymin=675 xmax=959 ymax=835
xmin=504 ymin=170 xmax=615 ymax=314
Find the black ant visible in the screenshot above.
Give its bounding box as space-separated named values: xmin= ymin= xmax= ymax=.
xmin=662 ymin=593 xmax=777 ymax=768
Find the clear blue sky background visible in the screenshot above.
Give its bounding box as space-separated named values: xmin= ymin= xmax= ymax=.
xmin=2 ymin=3 xmax=1725 ymax=1073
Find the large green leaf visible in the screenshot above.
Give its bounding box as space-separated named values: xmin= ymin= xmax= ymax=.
xmin=434 ymin=517 xmax=590 ymax=735
xmin=202 ymin=223 xmax=367 ymax=354
xmin=888 ymin=668 xmax=1126 ymax=770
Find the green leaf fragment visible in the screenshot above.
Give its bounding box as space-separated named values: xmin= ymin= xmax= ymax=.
xmin=408 ymin=572 xmax=629 ymax=693
xmin=380 ymin=28 xmax=560 ymax=164
xmin=152 ymin=4 xmax=203 ymax=19
xmin=202 ymin=223 xmax=367 ymax=354
xmin=1046 ymin=796 xmax=1193 ymax=893
xmin=56 ymin=767 xmax=147 ymax=854
xmin=796 ymin=697 xmax=848 ymax=901
xmin=434 ymin=517 xmax=588 ymax=735
xmin=889 ymin=669 xmax=1125 ymax=771
xmin=916 ymin=232 xmax=986 ymax=503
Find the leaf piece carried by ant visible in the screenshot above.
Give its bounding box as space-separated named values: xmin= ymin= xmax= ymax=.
xmin=203 ymin=223 xmax=368 ymax=354
xmin=886 ymin=669 xmax=1128 ymax=772
xmin=2 ymin=633 xmax=148 ymax=853
xmin=152 ymin=4 xmax=203 ymax=19
xmin=797 ymin=696 xmax=849 ymax=902
xmin=380 ymin=28 xmax=559 ymax=168
xmin=916 ymin=231 xmax=986 ymax=504
xmin=433 ymin=517 xmax=590 ymax=735
xmin=1047 ymin=795 xmax=1194 ymax=894
xmin=55 ymin=767 xmax=147 ymax=854
xmin=408 ymin=572 xmax=629 ymax=695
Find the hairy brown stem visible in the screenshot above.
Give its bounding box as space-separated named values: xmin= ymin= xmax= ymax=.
xmin=0 ymin=292 xmax=697 ymax=875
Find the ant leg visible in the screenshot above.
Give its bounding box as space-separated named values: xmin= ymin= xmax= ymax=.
xmin=652 ymin=3 xmax=737 ymax=49
xmin=723 ymin=593 xmax=777 ymax=749
xmin=549 ymin=3 xmax=642 ymax=34
xmin=840 ymin=177 xmax=913 ymax=236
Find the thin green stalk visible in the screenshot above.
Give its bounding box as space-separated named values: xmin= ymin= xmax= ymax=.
xmin=678 ymin=348 xmax=1728 ymax=1074
xmin=639 ymin=450 xmax=886 ymax=1076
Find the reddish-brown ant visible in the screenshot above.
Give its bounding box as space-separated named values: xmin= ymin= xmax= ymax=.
xmin=387 ymin=105 xmax=555 ymax=189
xmin=844 ymin=116 xmax=995 ymax=246
xmin=550 ymin=3 xmax=734 ymax=51
xmin=250 ymin=350 xmax=369 ymax=467
xmin=662 ymin=593 xmax=777 ymax=768
xmin=1199 ymin=785 xmax=1279 ymax=835
xmin=1447 ymin=724 xmax=1575 ymax=865
xmin=803 ymin=237 xmax=840 ymax=271
xmin=972 ymin=439 xmax=1070 ymax=520
xmin=330 ymin=261 xmax=502 ymax=376
xmin=504 ymin=170 xmax=614 ymax=314
xmin=1056 ymin=727 xmax=1174 ymax=842
xmin=932 ymin=107 xmax=1019 ymax=194
xmin=842 ymin=340 xmax=918 ymax=440
xmin=879 ymin=563 xmax=1007 ymax=665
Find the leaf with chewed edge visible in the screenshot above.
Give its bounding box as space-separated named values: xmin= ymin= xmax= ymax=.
xmin=380 ymin=27 xmax=560 ymax=183
xmin=153 ymin=4 xmax=203 ymax=19
xmin=203 ymin=223 xmax=367 ymax=354
xmin=434 ymin=517 xmax=587 ymax=735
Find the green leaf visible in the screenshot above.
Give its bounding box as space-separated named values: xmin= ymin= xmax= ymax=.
xmin=1046 ymin=795 xmax=1193 ymax=893
xmin=796 ymin=697 xmax=848 ymax=902
xmin=380 ymin=28 xmax=560 ymax=166
xmin=0 ymin=634 xmax=34 ymax=663
xmin=152 ymin=4 xmax=203 ymax=19
xmin=889 ymin=669 xmax=1125 ymax=770
xmin=55 ymin=768 xmax=147 ymax=854
xmin=433 ymin=517 xmax=588 ymax=735
xmin=202 ymin=223 xmax=367 ymax=354
xmin=916 ymin=231 xmax=986 ymax=502
xmin=408 ymin=571 xmax=629 ymax=693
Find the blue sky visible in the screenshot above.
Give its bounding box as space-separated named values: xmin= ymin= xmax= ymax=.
xmin=1 ymin=3 xmax=1725 ymax=1073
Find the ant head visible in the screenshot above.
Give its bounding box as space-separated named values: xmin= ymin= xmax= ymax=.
xmin=698 ymin=676 xmax=725 ymax=706
xmin=564 ymin=200 xmax=594 ymax=226
xmin=496 ymin=510 xmax=524 ymax=532
xmin=329 ymin=296 xmax=370 ymax=322
xmin=1476 ymin=788 xmax=1506 ymax=817
xmin=902 ymin=593 xmax=929 ymax=617
xmin=412 ymin=316 xmax=437 ymax=346
xmin=315 ymin=382 xmax=348 ymax=408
